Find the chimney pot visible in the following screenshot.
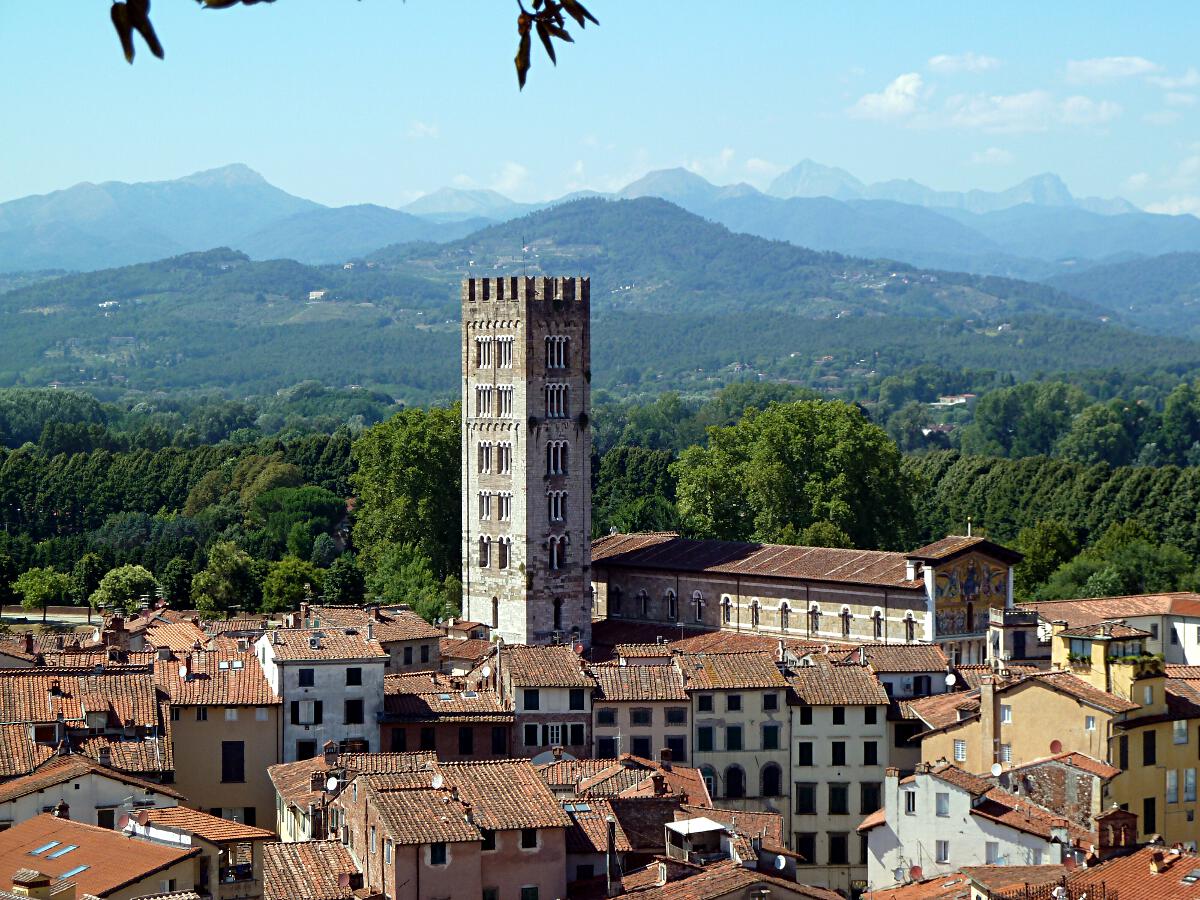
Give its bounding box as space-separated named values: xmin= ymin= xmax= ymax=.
xmin=323 ymin=740 xmax=338 ymax=768
xmin=52 ymin=800 xmax=69 ymax=820
xmin=23 ymin=633 xmax=34 ymax=655
xmin=658 ymin=747 xmax=673 ymax=770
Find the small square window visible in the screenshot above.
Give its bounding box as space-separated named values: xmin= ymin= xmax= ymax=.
xmin=726 ymin=695 xmax=742 ymax=712
xmin=346 ymin=667 xmax=362 ymax=686
xmin=763 ymin=694 xmax=779 ymax=712
xmin=523 ymin=689 xmax=541 ymax=711
xmin=520 ymin=828 xmax=538 ymax=849
xmin=864 ymin=707 xmax=878 ymax=725
xmin=569 ymin=689 xmax=586 ymax=711
xmin=799 ymin=707 xmax=812 ymax=726
xmin=832 ymin=707 xmax=845 ymax=726
xmin=298 ymin=669 xmax=315 ymax=687
xmin=597 ymin=708 xmax=616 ymax=726
xmin=481 ymin=830 xmax=496 ymax=851
xmin=429 ymin=842 xmax=447 ymax=866
xmin=698 ymin=695 xmax=713 ymax=713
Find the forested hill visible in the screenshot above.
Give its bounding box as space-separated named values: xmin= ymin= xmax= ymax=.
xmin=371 ymin=198 xmax=1104 ymax=320
xmin=1045 ymin=252 xmax=1200 ymax=338
xmin=3 ymin=198 xmax=1199 ymax=399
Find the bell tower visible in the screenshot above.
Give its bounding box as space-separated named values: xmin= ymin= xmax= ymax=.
xmin=460 ymin=276 xmax=593 ymax=646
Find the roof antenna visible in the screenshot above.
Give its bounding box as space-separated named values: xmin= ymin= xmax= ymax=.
xmin=522 ymin=234 xmax=528 ymax=277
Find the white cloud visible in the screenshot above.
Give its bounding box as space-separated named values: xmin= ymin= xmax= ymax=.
xmin=491 ymin=162 xmax=529 ymax=194
xmin=1066 ymin=56 xmax=1160 ymax=84
xmin=1166 ymin=92 xmax=1197 ymax=107
xmin=451 ymin=174 xmax=477 ymax=188
xmin=745 ymin=157 xmax=784 ymax=177
xmin=969 ymin=147 xmax=1014 ymax=166
xmin=928 ymin=52 xmax=1000 ymax=73
xmin=1145 ymin=196 xmax=1200 ymax=216
xmin=406 ymin=121 xmax=439 ymax=139
xmin=1059 ymin=95 xmax=1122 ymax=125
xmin=1144 ymin=110 xmax=1182 ymax=126
xmin=1149 ymin=67 xmax=1200 ymax=89
xmin=943 ymin=90 xmax=1119 ymax=133
xmin=1124 ymin=172 xmax=1151 ymax=191
xmin=685 ymin=147 xmax=737 ymax=180
xmin=850 ymin=73 xmax=926 ymax=121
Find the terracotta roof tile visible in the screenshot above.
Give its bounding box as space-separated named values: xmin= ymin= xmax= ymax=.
xmin=905 ymin=692 xmax=979 ymax=730
xmin=268 ymin=752 xmax=436 ymax=811
xmin=677 ymin=652 xmax=788 ymax=690
xmin=592 ymin=532 xmax=924 ymax=590
xmin=439 ymin=759 xmax=571 ymax=830
xmin=863 ymin=874 xmax=971 ymax=900
xmin=959 ymin=865 xmax=1067 ymax=893
xmin=680 ymin=804 xmax=784 ymax=847
xmin=138 ymin=806 xmax=276 ymax=842
xmin=382 ymin=674 xmax=509 ymax=722
xmin=953 ymin=664 xmax=1044 ymax=689
xmin=263 ymin=840 xmax=358 ymax=900
xmin=971 ymin=787 xmax=1091 ymax=844
xmin=837 ymin=644 xmax=949 ymax=673
xmin=563 ymin=798 xmax=634 ymax=853
xmin=1056 ymin=621 xmax=1152 ymax=639
xmin=0 ymin=754 xmax=184 ymax=804
xmin=364 ymin=783 xmax=479 ymax=844
xmin=154 ymin=649 xmax=279 ymax=707
xmin=0 ymin=814 xmax=199 ymax=898
xmin=1066 ymin=846 xmax=1200 ymax=900
xmin=259 ymin=628 xmax=387 ymax=662
xmin=143 ymin=621 xmax=208 ymax=652
xmin=907 ymin=536 xmax=1021 ymax=565
xmin=300 ymin=605 xmax=442 ymax=643
xmin=202 ymin=617 xmax=270 ymax=635
xmin=900 ymin=762 xmax=994 ymax=796
xmin=1005 ymin=751 xmax=1121 ymax=781
xmin=538 ymin=756 xmax=711 ymax=806
xmin=623 ymin=858 xmax=841 ymax=900
xmin=500 ymin=645 xmax=595 ymax=688
xmin=788 ymin=655 xmax=889 ymax=706
xmin=440 ymin=637 xmax=493 ymax=663
xmin=590 ymin=664 xmax=689 ymax=701
xmin=1026 ymin=592 xmax=1200 ymax=626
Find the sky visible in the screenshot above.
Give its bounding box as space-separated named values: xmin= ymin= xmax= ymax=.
xmin=2 ymin=2 xmax=1198 ymax=213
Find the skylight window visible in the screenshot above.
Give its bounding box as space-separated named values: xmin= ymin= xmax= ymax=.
xmin=60 ymin=865 xmax=89 ymax=880
xmin=47 ymin=845 xmax=78 ymax=858
xmin=30 ymin=841 xmax=60 ymax=855
xmin=438 ymin=693 xmax=452 ymax=701
xmin=218 ymin=661 xmax=230 ymax=670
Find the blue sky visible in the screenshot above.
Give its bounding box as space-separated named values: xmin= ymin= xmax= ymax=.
xmin=2 ymin=1 xmax=1198 ymax=213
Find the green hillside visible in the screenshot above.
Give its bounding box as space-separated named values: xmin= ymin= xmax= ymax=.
xmin=1 ymin=198 xmax=1197 ymax=401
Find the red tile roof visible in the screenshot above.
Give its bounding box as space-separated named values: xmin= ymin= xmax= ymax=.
xmin=679 ymin=804 xmax=785 ymax=847
xmin=382 ymin=674 xmax=509 ymax=722
xmin=1056 ymin=621 xmax=1152 ymax=639
xmin=907 ymin=536 xmax=1021 ymax=565
xmin=260 ymin=628 xmax=387 ymax=661
xmin=1026 ymin=592 xmax=1200 ymax=626
xmin=1006 ymin=751 xmax=1121 ymax=781
xmin=299 ymin=605 xmax=442 ymax=643
xmin=263 ymin=840 xmax=358 ymax=900
xmin=592 ymin=532 xmax=924 ymax=590
xmin=901 ymin=762 xmax=995 ymax=796
xmin=440 ymin=637 xmax=493 ymax=663
xmin=268 ymin=752 xmax=436 ymax=811
xmin=590 ymin=664 xmax=689 ymax=702
xmin=440 ymin=759 xmax=572 ymax=830
xmin=863 ymin=874 xmax=971 ymax=900
xmin=1067 ymin=846 xmax=1200 ymax=900
xmin=788 ymin=655 xmax=889 ymax=706
xmin=0 ymin=814 xmax=199 ymax=898
xmin=0 ymin=754 xmax=185 ymax=805
xmin=837 ymin=644 xmax=949 ymax=673
xmin=676 ymin=652 xmax=789 ymax=690
xmin=137 ymin=806 xmax=276 ymax=843
xmin=500 ymin=645 xmax=595 ymax=688
xmin=143 ymin=620 xmax=208 ymax=652
xmin=364 ymin=782 xmax=480 ymax=844
xmin=563 ymin=798 xmax=634 ymax=853
xmin=905 ymin=691 xmax=980 ymax=730
xmin=959 ymin=865 xmax=1067 ymax=893
xmin=622 ymin=858 xmax=841 ymax=900
xmin=538 ymin=756 xmax=711 ymax=806
xmin=153 ymin=649 xmax=279 ymax=707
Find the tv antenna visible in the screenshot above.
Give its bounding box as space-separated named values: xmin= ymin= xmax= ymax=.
xmin=522 ymin=235 xmax=528 ymax=276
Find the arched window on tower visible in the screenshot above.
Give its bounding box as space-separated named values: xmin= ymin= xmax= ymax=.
xmin=751 ymin=600 xmax=760 ymax=628
xmin=491 ymin=596 xmax=500 ymax=629
xmin=721 ymin=596 xmax=732 ymax=625
xmin=665 ymin=590 xmax=678 ymax=621
xmin=808 ymin=605 xmax=820 ymax=635
xmin=692 ymin=591 xmax=705 ymax=623
xmin=780 ymin=602 xmax=790 ymax=632
xmin=478 ymin=536 xmax=491 ymax=568
xmin=553 ymin=598 xmax=564 ymax=632
xmin=904 ymin=613 xmax=916 ymax=643
xmin=497 ymin=537 xmax=511 ymax=569
xmin=637 ymin=590 xmax=650 ymax=619
xmin=609 ymin=586 xmax=623 ymax=616
xmin=724 ymin=766 xmax=746 ymax=799
xmin=841 ymin=607 xmax=852 ymax=639
xmin=872 ymin=609 xmax=883 ymax=641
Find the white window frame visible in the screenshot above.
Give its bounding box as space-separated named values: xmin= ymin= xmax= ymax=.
xmin=479 ymin=536 xmax=491 ymax=568
xmin=1000 ymin=704 xmax=1012 ymax=724
xmin=953 ymin=739 xmax=967 ymax=762
xmin=935 ymin=792 xmax=949 ymax=817
xmin=935 ymin=840 xmax=949 ymax=864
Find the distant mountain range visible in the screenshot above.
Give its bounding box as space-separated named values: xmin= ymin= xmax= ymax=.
xmin=2 ymin=161 xmax=1199 ymax=289
xmin=8 ymin=197 xmax=1200 ymax=402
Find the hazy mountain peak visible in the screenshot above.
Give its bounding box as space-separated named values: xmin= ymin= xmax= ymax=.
xmin=175 ymin=163 xmax=270 ymax=188
xmin=403 ymin=187 xmax=520 ymax=217
xmin=768 ymin=159 xmax=865 ymax=200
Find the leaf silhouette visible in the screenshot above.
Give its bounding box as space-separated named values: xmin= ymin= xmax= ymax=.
xmin=110 ymin=3 xmax=136 ymax=63
xmin=535 ymin=21 xmax=557 ymax=65
xmin=128 ymin=0 xmax=164 ymax=59
xmin=515 ymin=29 xmax=532 ymax=90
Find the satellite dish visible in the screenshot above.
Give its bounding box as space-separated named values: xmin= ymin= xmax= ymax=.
xmin=178 ymin=666 xmax=188 ymax=680
xmin=619 ymin=658 xmax=628 ymax=667
xmin=774 ymin=854 xmax=786 ymax=870
xmin=325 ymin=777 xmax=339 ymax=792
xmin=894 ymin=868 xmax=906 ymax=884
xmin=117 ymin=814 xmax=130 ymax=830
xmin=136 ymin=810 xmax=150 ymax=827
xmin=909 ymin=865 xmax=923 ymax=881
xmin=431 ymin=774 xmax=445 ymax=790
xmin=1050 ymin=739 xmax=1063 ymax=754
xmin=480 ymin=665 xmax=491 ymax=679
xmin=944 ymin=673 xmax=957 ymax=687
xmin=990 ymin=763 xmax=1003 ymax=777
xmin=574 ymin=642 xmax=585 ymax=655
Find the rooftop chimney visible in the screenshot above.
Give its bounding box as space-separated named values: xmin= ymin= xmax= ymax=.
xmin=323 ymin=740 xmax=338 ymax=769
xmin=658 ymin=747 xmax=673 ymax=771
xmin=52 ymin=800 xmax=69 ymax=820
xmin=650 ymin=773 xmax=667 ymax=795
xmin=23 ymin=633 xmax=34 ymax=655
xmin=552 ymin=746 xmax=563 ymax=761
xmin=366 ymin=621 xmax=375 ymax=642
xmin=97 ymin=747 xmax=111 ymax=768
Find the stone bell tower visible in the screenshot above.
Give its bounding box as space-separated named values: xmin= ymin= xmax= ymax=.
xmin=460 ymin=276 xmax=593 ymax=646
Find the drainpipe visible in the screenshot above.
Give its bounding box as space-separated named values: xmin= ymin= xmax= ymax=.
xmin=606 ymin=815 xmax=620 ymax=897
